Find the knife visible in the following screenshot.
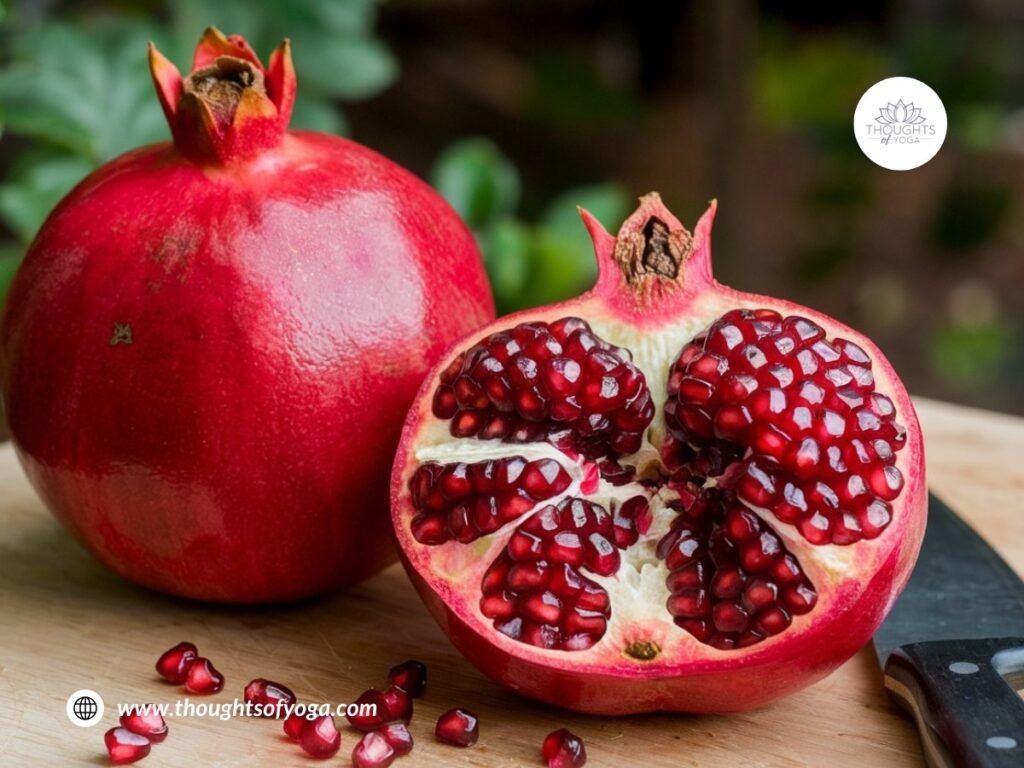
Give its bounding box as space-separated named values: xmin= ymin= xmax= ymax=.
xmin=873 ymin=494 xmax=1024 ymax=767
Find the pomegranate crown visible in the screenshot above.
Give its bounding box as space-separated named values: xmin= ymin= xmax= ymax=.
xmin=149 ymin=28 xmax=296 ymax=165
xmin=580 ymin=192 xmax=718 ymax=317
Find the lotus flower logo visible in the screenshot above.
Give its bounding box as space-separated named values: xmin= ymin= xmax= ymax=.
xmin=875 ymin=100 xmax=926 ymax=126
xmin=855 ymin=77 xmax=946 ymax=169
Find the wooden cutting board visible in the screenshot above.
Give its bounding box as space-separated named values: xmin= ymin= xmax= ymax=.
xmin=1 ymin=397 xmax=1021 ymax=767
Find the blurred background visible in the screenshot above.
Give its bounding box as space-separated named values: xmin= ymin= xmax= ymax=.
xmin=0 ymin=0 xmax=1021 ymax=413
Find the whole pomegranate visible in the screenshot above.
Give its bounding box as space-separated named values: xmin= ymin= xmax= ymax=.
xmin=0 ymin=29 xmax=493 ymax=603
xmin=391 ymin=193 xmax=926 ymax=713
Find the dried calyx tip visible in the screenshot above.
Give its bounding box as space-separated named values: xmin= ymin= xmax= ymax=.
xmin=185 ymin=57 xmax=264 ymax=125
xmin=613 ymin=192 xmax=693 ymax=284
xmin=148 ymin=26 xmax=295 ymax=164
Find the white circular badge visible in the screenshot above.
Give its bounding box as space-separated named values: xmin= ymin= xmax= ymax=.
xmin=66 ymin=689 xmax=105 ymax=728
xmin=853 ymin=77 xmax=947 ymax=170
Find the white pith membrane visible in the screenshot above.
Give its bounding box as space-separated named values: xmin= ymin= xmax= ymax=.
xmin=399 ymin=302 xmax=911 ymax=666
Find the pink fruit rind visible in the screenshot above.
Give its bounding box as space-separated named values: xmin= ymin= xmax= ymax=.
xmin=0 ymin=27 xmax=494 ymax=604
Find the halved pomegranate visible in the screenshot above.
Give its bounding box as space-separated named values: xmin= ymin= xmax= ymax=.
xmin=390 ymin=194 xmax=926 ymax=714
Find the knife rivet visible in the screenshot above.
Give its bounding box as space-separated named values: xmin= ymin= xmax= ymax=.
xmin=986 ymin=736 xmax=1017 ymax=750
xmin=948 ymin=661 xmax=979 ymax=675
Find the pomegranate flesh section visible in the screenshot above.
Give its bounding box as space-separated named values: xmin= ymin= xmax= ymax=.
xmin=392 ymin=196 xmax=926 ymax=713
xmin=407 ymin=311 xmax=908 ymax=653
xmin=432 ymin=318 xmax=654 ymax=458
xmin=663 ymin=309 xmax=905 ymax=545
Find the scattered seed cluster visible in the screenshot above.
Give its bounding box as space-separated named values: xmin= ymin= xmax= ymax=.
xmin=432 ymin=318 xmax=655 ymax=458
xmin=107 ymin=644 xmax=586 ymax=765
xmin=106 ymin=641 xmax=225 ymax=764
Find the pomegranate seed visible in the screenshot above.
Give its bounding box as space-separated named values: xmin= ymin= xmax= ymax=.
xmin=387 ymin=659 xmax=426 ymax=697
xmin=297 ymin=715 xmax=341 ymax=759
xmin=104 ymin=727 xmax=151 ymax=764
xmin=347 ymin=686 xmax=412 ymax=731
xmin=119 ymin=705 xmax=167 ymax=743
xmin=283 ymin=712 xmax=307 ymax=739
xmin=542 ymin=728 xmax=587 ymax=768
xmin=183 ymin=657 xmax=223 ymax=694
xmin=431 ymin=319 xmax=654 ymax=458
xmin=243 ymin=678 xmax=295 ymax=716
xmin=435 ymin=707 xmax=479 ymax=747
xmin=409 ymin=456 xmax=571 ymax=545
xmin=380 ymin=685 xmax=413 ymax=723
xmin=664 ymin=309 xmax=907 ymax=545
xmin=378 ymin=722 xmax=414 ymax=756
xmin=352 ymin=730 xmax=396 ymax=768
xmin=659 ymin=488 xmax=816 ymax=648
xmin=155 ymin=641 xmax=197 ymax=684
xmin=477 ymin=494 xmax=631 ymax=648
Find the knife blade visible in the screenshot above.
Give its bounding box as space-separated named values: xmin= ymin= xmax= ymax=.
xmin=873 ymin=494 xmax=1024 ymax=768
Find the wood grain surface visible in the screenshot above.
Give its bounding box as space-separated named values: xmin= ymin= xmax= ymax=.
xmin=0 ymin=397 xmax=1021 ymax=767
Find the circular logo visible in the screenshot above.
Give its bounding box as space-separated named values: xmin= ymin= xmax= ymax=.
xmin=66 ymin=689 xmax=104 ymax=728
xmin=854 ymin=76 xmax=947 ymax=170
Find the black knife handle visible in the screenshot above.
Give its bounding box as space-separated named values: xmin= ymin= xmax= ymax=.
xmin=884 ymin=638 xmax=1024 ymax=767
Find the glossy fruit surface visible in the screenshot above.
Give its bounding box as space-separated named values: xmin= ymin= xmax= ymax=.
xmin=391 ymin=194 xmax=926 ymax=713
xmin=0 ymin=28 xmax=493 ymax=603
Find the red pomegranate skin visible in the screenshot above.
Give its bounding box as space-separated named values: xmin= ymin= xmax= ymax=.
xmin=0 ymin=30 xmax=494 ymax=603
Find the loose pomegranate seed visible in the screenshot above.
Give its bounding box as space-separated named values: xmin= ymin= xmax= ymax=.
xmin=409 ymin=456 xmax=571 ymax=544
xmin=119 ymin=705 xmax=167 ymax=743
xmin=104 ymin=727 xmax=151 ymax=764
xmin=387 ymin=659 xmax=426 ymax=697
xmin=183 ymin=657 xmax=224 ymax=694
xmin=155 ymin=641 xmax=197 ymax=684
xmin=432 ymin=318 xmax=654 ymax=458
xmin=542 ymin=729 xmax=587 ymax=768
xmin=283 ymin=712 xmax=307 ymax=739
xmin=346 ymin=686 xmax=412 ymax=731
xmin=377 ymin=723 xmax=414 ymax=756
xmin=435 ymin=707 xmax=479 ymax=747
xmin=663 ymin=309 xmax=906 ymax=545
xmin=380 ymin=685 xmax=413 ymax=723
xmin=297 ymin=715 xmax=341 ymax=759
xmin=352 ymin=730 xmax=396 ymax=768
xmin=243 ymin=678 xmax=295 ymax=717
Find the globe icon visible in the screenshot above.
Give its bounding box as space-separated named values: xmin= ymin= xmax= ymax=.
xmin=73 ymin=696 xmax=98 ymax=722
